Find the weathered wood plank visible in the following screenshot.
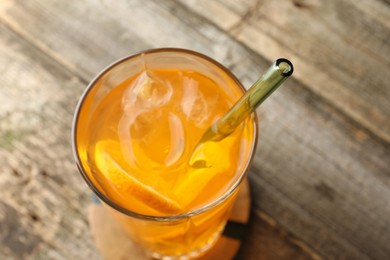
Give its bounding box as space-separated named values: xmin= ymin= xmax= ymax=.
xmin=148 ymin=2 xmax=390 ymax=258
xmin=0 ymin=1 xmax=319 ymax=259
xmin=0 ymin=0 xmax=389 ymax=259
xmin=215 ymin=0 xmax=258 ymax=17
xmin=0 ymin=0 xmax=151 ymax=81
xmin=0 ymin=0 xmax=252 ymax=80
xmin=237 ymin=210 xmax=321 ymax=260
xmin=0 ymin=23 xmax=100 ymax=259
xmin=177 ymin=0 xmax=390 ymax=144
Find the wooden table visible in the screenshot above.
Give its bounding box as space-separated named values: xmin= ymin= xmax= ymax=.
xmin=0 ymin=0 xmax=389 ymax=259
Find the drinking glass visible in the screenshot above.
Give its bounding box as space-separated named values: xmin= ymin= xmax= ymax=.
xmin=72 ymin=48 xmax=258 ymax=259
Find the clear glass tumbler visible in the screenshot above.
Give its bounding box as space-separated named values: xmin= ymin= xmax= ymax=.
xmin=72 ymin=48 xmax=258 ymax=259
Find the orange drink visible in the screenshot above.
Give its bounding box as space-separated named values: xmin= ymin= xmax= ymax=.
xmin=73 ymin=49 xmax=257 ymax=258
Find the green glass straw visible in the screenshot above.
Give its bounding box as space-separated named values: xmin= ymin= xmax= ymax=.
xmin=199 ymin=58 xmax=294 ymax=143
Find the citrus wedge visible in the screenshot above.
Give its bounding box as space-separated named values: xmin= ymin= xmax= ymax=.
xmin=94 ymin=140 xmax=182 ymax=215
xmin=174 ymin=137 xmax=235 ymax=207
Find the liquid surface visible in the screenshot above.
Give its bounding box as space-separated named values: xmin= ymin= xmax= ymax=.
xmin=82 ymin=69 xmax=252 ymax=216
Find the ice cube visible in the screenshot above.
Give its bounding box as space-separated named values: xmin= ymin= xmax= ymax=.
xmin=180 ymin=77 xmax=213 ymax=127
xmin=122 ymin=71 xmax=173 ymax=110
xmin=164 ymin=113 xmax=185 ymax=166
xmin=118 ymin=107 xmax=185 ymax=167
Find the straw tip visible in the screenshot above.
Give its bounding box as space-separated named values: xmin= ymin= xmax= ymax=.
xmin=276 ymin=58 xmax=294 ymax=77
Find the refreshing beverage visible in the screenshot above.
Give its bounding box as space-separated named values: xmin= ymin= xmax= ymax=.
xmin=73 ymin=49 xmax=257 ymax=258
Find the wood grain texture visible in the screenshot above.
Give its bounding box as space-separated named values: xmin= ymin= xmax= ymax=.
xmin=0 ymin=0 xmax=389 ymax=259
xmin=237 ymin=210 xmax=321 ymax=260
xmin=0 ymin=23 xmax=99 ymax=259
xmin=178 ymin=0 xmax=390 ymax=144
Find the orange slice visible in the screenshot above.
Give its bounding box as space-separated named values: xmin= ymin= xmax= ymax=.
xmin=94 ymin=140 xmax=182 ymax=215
xmin=174 ymin=137 xmax=235 ymax=207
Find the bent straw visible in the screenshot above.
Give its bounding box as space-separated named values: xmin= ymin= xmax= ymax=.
xmin=199 ymin=58 xmax=294 ymax=143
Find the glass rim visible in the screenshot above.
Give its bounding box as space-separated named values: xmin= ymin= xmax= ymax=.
xmin=71 ymin=48 xmax=258 ymax=221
